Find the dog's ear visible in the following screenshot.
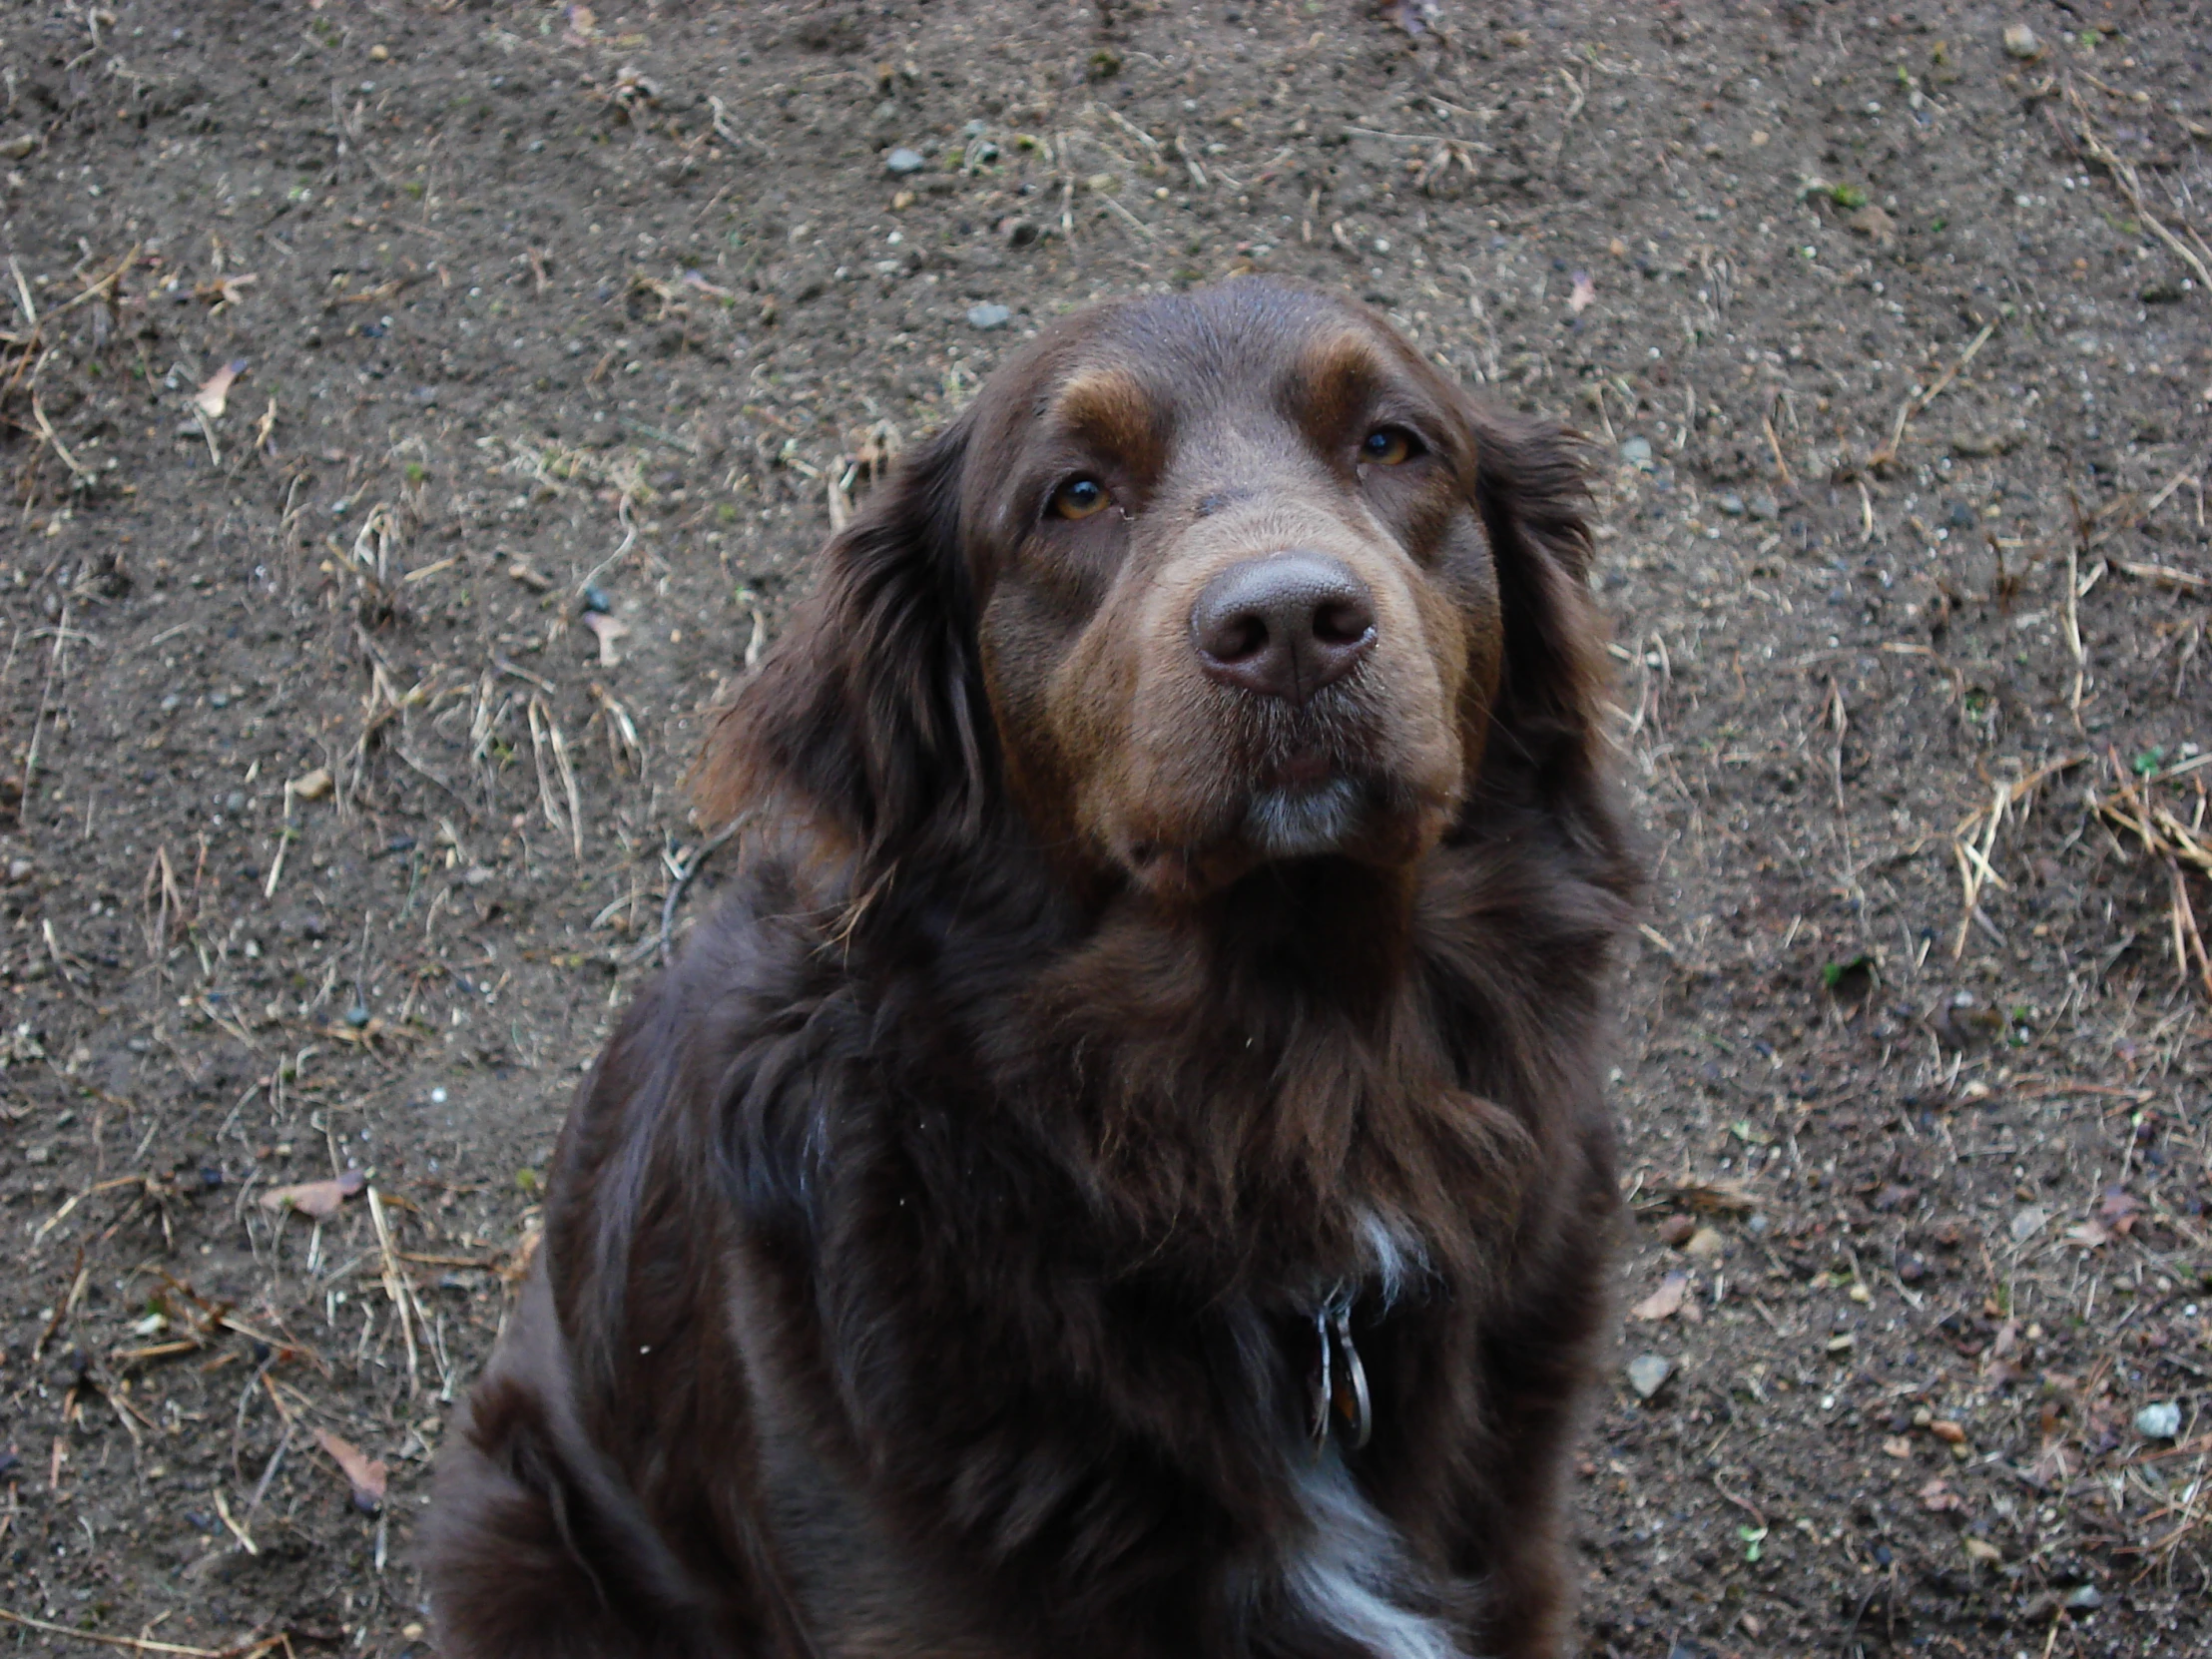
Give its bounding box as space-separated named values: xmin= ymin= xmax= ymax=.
xmin=692 ymin=414 xmax=989 ymax=876
xmin=1458 ymin=403 xmax=1633 ymax=881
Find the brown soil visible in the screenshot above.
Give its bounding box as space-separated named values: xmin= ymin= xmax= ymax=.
xmin=2 ymin=2 xmax=2208 ymax=1655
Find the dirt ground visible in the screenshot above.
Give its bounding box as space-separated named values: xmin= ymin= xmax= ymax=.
xmin=1 ymin=0 xmax=2208 ymax=1654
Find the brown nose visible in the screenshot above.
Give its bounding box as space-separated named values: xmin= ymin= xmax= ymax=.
xmin=1190 ymin=552 xmax=1378 ymax=705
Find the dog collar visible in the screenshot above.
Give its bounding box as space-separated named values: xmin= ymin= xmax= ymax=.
xmin=1307 ymin=1291 xmax=1373 ymax=1453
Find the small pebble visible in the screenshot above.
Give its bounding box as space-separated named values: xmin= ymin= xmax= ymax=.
xmin=2002 ymin=23 xmax=2040 ymax=59
xmin=1656 ymin=1213 xmax=1696 ymax=1248
xmin=966 ymin=302 xmax=1012 ymax=331
xmin=2135 ymin=1401 xmax=2182 ymax=1440
xmin=344 ymin=1004 xmax=371 ymax=1029
xmin=1847 ymin=204 xmax=1897 ymax=243
xmin=2066 ymin=1585 xmax=2105 ymax=1610
xmin=1716 ymin=492 xmax=1746 ymax=517
xmin=1746 ymin=490 xmax=1780 ymax=521
xmin=884 ymin=147 xmax=925 ymax=176
xmin=582 ymin=585 xmax=613 ymax=614
xmin=1626 ymin=1354 xmax=1674 ymax=1398
xmin=1682 ymin=1226 xmax=1725 ymax=1260
xmin=1619 ymin=435 xmax=1653 ymax=471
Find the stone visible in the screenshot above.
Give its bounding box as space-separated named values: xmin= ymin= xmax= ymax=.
xmin=1626 ymin=1354 xmax=1675 ymax=1399
xmin=884 ymin=147 xmax=926 ymax=176
xmin=1717 ymin=492 xmax=1746 ymax=516
xmin=2066 ymin=1585 xmax=2105 ymax=1610
xmin=2135 ymin=1401 xmax=2182 ymax=1440
xmin=2002 ymin=23 xmax=2040 ymax=60
xmin=1620 ymin=435 xmax=1653 ymax=471
xmin=966 ymin=302 xmax=1012 ymax=331
xmin=1847 ymin=204 xmax=1896 ymax=244
xmin=1746 ymin=490 xmax=1780 ymax=522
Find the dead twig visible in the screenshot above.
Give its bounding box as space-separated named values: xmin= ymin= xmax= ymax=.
xmin=1949 ymin=756 xmax=2087 ymax=961
xmin=2095 ymin=751 xmax=2212 ymax=1001
xmin=1867 ymin=317 xmax=1997 ymax=472
xmin=366 ymin=1186 xmax=420 ymax=1398
xmin=0 ymin=1606 xmax=281 ymax=1657
xmin=2068 ymin=84 xmax=2212 ymax=294
xmin=643 ymin=814 xmax=752 ymax=967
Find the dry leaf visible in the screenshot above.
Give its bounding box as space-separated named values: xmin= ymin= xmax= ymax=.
xmin=193 ymin=357 xmax=249 ymax=419
xmin=290 ymin=766 xmax=333 ymax=802
xmin=1919 ymin=1476 xmax=1965 ymax=1512
xmin=1568 ymin=270 xmax=1597 ymax=313
xmin=2027 ymin=1439 xmax=2080 ymax=1487
xmin=259 ymin=1168 xmax=366 ymax=1220
xmin=313 ymin=1426 xmax=387 ymax=1512
xmin=1961 ymin=1536 xmax=2002 ymax=1564
xmin=1630 ymin=1272 xmax=1690 ymax=1322
xmin=2095 ymin=1185 xmax=2142 ymax=1235
xmin=582 ymin=611 xmax=630 ymax=667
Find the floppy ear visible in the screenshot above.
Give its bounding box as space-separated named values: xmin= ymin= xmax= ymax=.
xmin=1460 ymin=404 xmax=1634 ymax=886
xmin=691 ymin=414 xmax=990 ymax=877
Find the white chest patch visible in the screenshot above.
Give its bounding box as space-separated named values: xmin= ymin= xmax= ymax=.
xmin=1281 ymin=1457 xmax=1460 ymax=1659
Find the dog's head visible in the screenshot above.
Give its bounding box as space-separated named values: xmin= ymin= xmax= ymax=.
xmin=698 ymin=279 xmax=1610 ymax=906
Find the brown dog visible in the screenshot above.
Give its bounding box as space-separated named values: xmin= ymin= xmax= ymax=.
xmin=423 ymin=278 xmax=1638 ymax=1659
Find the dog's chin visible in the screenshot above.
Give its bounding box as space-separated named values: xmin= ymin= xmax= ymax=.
xmin=1242 ymin=775 xmax=1367 ymax=860
xmin=1115 ymin=772 xmax=1446 ymax=904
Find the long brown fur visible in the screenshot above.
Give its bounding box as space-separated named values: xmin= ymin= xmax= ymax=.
xmin=424 ymin=279 xmax=1640 ymax=1659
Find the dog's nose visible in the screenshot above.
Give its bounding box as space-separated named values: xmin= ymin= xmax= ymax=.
xmin=1190 ymin=552 xmax=1378 ymax=704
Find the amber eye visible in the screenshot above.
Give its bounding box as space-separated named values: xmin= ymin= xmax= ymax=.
xmin=1051 ymin=476 xmax=1111 ymax=520
xmin=1361 ymin=427 xmax=1417 ymax=466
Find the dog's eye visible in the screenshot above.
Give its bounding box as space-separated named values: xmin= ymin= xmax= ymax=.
xmin=1051 ymin=477 xmax=1111 ymax=520
xmin=1360 ymin=427 xmax=1419 ymax=467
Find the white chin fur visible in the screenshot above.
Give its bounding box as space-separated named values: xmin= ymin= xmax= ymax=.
xmin=1245 ymin=777 xmax=1364 ymax=858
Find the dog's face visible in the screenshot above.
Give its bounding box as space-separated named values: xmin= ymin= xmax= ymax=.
xmin=700 ymin=279 xmax=1604 ymax=910
xmin=960 ymin=284 xmax=1500 ymax=899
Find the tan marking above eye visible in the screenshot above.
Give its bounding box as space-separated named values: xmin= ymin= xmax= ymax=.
xmin=1361 ymin=427 xmax=1416 ymax=466
xmin=1052 ymin=477 xmax=1111 ymax=520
